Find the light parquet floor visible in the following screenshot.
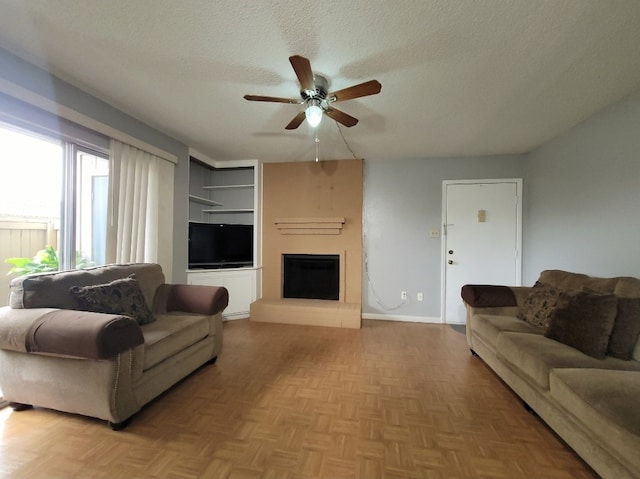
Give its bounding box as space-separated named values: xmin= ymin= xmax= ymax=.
xmin=0 ymin=319 xmax=598 ymax=479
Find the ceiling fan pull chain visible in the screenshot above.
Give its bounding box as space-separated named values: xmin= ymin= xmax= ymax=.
xmin=315 ymin=135 xmax=320 ymax=162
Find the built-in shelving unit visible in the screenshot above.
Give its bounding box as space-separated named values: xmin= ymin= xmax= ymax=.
xmin=188 ymin=194 xmax=223 ymax=207
xmin=189 ymin=158 xmax=256 ymax=224
xmin=187 ymin=150 xmax=262 ymax=319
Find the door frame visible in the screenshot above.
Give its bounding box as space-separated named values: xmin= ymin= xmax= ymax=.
xmin=440 ymin=178 xmax=523 ymax=323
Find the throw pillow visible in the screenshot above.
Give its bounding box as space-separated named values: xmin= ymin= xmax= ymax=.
xmin=70 ymin=275 xmax=155 ymax=326
xmin=544 ymin=291 xmax=617 ymax=359
xmin=608 ymin=296 xmax=640 ymax=360
xmin=518 ymin=281 xmax=562 ymax=331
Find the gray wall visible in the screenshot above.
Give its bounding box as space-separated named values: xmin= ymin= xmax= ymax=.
xmin=363 ymin=87 xmax=640 ymax=322
xmin=0 ymin=48 xmax=190 ymax=282
xmin=523 ymin=88 xmax=640 ymax=283
xmin=362 ymin=155 xmax=526 ymax=319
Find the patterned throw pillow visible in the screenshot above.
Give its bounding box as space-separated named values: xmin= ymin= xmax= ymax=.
xmin=518 ymin=281 xmax=562 ymax=330
xmin=70 ymin=274 xmax=155 ymax=325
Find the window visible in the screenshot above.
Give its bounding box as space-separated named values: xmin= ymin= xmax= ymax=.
xmin=62 ymin=144 xmax=110 ymax=270
xmin=0 ymin=123 xmax=109 ymax=291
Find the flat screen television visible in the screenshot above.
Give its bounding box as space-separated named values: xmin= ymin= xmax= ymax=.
xmin=188 ymin=222 xmax=253 ymax=269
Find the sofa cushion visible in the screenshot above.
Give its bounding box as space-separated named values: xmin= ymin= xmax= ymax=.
xmin=538 ymin=270 xmax=619 ymax=294
xmin=496 ymin=332 xmax=640 ymax=390
xmin=141 ymin=313 xmax=210 ymax=371
xmin=470 ymin=314 xmax=543 ymax=349
xmin=611 ymin=276 xmax=640 ymax=361
xmin=517 ymin=281 xmax=562 ymax=330
xmin=550 ymin=369 xmax=640 ymax=472
xmin=70 ymin=275 xmax=155 ymax=326
xmin=613 ymin=276 xmax=640 ymax=298
xmin=9 ymin=263 xmax=164 ymax=311
xmin=544 ymin=291 xmax=617 ymax=359
xmin=608 ymin=296 xmax=640 ymax=360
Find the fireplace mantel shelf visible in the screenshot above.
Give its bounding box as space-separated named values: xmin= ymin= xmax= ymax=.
xmin=274 ymin=217 xmax=345 ymax=235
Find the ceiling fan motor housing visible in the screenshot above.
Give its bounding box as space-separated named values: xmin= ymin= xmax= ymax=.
xmin=301 ymin=74 xmax=329 ymax=102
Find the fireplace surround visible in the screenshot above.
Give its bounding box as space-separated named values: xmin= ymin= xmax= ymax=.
xmin=250 ymin=159 xmax=363 ymax=328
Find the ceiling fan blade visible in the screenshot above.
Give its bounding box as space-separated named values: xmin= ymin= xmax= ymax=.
xmin=329 ymin=80 xmax=382 ymax=102
xmin=244 ymin=95 xmax=301 ymax=104
xmin=289 ymin=55 xmax=315 ymax=91
xmin=285 ymin=111 xmax=306 ymax=130
xmin=324 ymin=106 xmax=359 ymax=127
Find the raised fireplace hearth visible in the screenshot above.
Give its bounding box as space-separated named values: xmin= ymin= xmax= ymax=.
xmin=283 ymin=254 xmax=339 ymax=300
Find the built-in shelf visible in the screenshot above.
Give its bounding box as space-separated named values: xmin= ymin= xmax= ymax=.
xmin=203 ymin=184 xmax=254 ymax=190
xmin=189 ymin=194 xmax=223 ymax=207
xmin=188 ymin=151 xmax=261 ymax=318
xmin=203 ymin=208 xmax=254 ymax=213
xmin=189 ymin=159 xmax=257 ymax=224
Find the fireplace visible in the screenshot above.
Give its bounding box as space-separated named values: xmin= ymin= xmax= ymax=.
xmin=250 ymin=159 xmax=363 ymax=328
xmin=282 ymin=254 xmax=339 ymax=300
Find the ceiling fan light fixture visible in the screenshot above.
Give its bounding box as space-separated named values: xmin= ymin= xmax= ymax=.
xmin=305 ymin=100 xmax=323 ymax=127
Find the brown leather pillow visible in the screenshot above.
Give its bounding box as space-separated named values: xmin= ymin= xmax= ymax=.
xmin=544 ymin=291 xmax=617 ymax=359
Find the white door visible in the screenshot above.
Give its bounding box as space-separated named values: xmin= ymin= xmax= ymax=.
xmin=443 ymin=180 xmax=522 ymax=323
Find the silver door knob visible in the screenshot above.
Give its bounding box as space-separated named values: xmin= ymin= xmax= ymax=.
xmin=448 ymin=260 xmax=453 ymax=265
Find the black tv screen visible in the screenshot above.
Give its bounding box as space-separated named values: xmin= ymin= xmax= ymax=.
xmin=189 ymin=222 xmax=253 ymax=269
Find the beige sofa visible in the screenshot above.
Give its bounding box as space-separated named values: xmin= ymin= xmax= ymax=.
xmin=462 ymin=270 xmax=640 ymax=479
xmin=0 ymin=263 xmax=228 ymax=429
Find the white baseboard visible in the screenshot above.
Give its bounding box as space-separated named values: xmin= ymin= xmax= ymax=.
xmin=223 ymin=313 xmax=249 ymax=321
xmin=361 ymin=313 xmax=443 ymax=324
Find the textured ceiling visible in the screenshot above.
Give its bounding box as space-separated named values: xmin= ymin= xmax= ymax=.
xmin=1 ymin=0 xmax=640 ymax=162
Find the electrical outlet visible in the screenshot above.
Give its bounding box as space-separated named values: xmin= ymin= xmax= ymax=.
xmin=417 ymin=292 xmax=423 ymax=302
xmin=401 ymin=291 xmax=407 ymax=300
xmin=429 ymin=229 xmax=440 ymax=238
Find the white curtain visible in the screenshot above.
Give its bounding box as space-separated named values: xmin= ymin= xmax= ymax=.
xmin=106 ymin=139 xmax=174 ymax=274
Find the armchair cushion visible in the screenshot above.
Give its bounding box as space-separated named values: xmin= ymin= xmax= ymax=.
xmin=9 ymin=263 xmax=164 ymax=310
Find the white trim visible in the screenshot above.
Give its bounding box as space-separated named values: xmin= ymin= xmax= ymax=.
xmin=362 ymin=313 xmax=442 ymax=323
xmin=0 ymin=78 xmax=178 ymax=164
xmin=223 ymin=313 xmax=250 ymax=321
xmin=440 ymin=178 xmax=523 ymax=324
xmin=188 ymin=148 xmax=258 ymax=169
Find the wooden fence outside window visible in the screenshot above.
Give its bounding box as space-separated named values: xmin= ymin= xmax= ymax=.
xmin=0 ymin=218 xmax=59 ymax=307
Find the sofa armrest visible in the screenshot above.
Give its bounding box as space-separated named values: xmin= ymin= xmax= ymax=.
xmin=461 ymin=284 xmax=517 ymax=308
xmin=25 ymin=309 xmax=143 ymax=360
xmin=163 ymin=284 xmax=229 ymax=315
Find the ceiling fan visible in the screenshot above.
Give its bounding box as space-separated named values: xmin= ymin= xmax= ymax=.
xmin=244 ymin=55 xmax=382 ymax=130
